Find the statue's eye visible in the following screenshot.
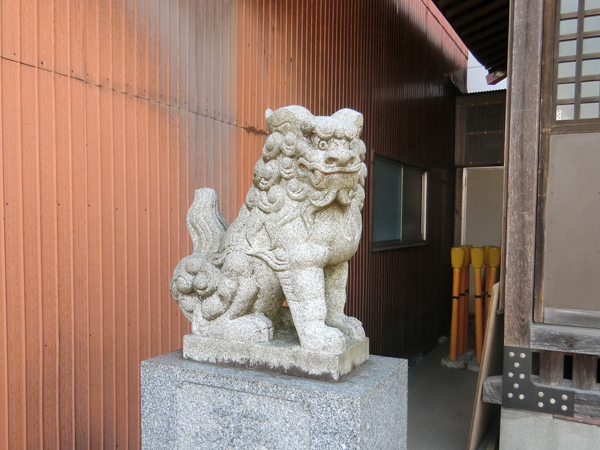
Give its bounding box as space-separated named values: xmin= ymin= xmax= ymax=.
xmin=318 ymin=140 xmax=329 ymax=150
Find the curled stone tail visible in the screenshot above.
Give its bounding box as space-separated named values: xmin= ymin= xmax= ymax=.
xmin=187 ymin=188 xmax=229 ymax=255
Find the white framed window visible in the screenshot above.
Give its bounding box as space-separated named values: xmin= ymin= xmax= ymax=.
xmin=372 ymin=155 xmax=427 ymax=250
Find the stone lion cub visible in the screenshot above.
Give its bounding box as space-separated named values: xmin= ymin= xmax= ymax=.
xmin=170 ymin=105 xmax=367 ymax=355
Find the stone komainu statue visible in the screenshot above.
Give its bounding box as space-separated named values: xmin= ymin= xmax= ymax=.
xmin=170 ymin=105 xmax=367 ymax=355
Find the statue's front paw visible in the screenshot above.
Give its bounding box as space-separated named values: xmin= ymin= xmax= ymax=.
xmin=226 ymin=314 xmax=274 ymax=343
xmin=299 ymin=322 xmax=346 ymax=354
xmin=202 ymin=294 xmax=229 ymax=320
xmin=327 ymin=315 xmax=366 ymax=340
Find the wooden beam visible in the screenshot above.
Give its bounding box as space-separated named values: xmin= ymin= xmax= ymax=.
xmin=464 ymin=22 xmax=509 ymax=47
xmin=437 ymin=0 xmax=461 ymax=10
xmin=486 ymin=71 xmax=507 ymax=85
xmin=454 ymin=0 xmax=509 ymax=29
xmin=470 ymin=31 xmax=509 ymax=52
xmin=461 ymin=8 xmax=510 ymax=38
xmin=483 ymin=374 xmax=600 ymax=420
xmin=446 ymin=0 xmax=487 ymax=19
xmin=473 ymin=41 xmax=508 ymax=67
xmin=502 ymin=0 xmax=544 ymax=348
xmin=474 ymin=41 xmax=509 ymax=61
xmin=489 ymin=62 xmax=508 ymax=75
xmin=480 ymin=52 xmax=509 ymax=70
xmin=545 ymin=308 xmax=600 ymax=329
xmin=531 ymin=324 xmax=600 ymax=355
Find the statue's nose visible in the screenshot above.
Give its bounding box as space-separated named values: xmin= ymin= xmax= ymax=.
xmin=324 ymin=149 xmax=356 ymax=167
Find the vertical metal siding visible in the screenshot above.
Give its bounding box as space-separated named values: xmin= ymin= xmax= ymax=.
xmin=0 ymin=0 xmax=239 ymax=448
xmin=0 ymin=0 xmax=466 ymax=448
xmin=235 ymin=0 xmax=467 ymax=358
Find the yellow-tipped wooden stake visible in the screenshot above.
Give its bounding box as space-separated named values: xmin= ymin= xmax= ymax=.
xmin=487 ymin=247 xmax=501 ymax=322
xmin=450 ymin=247 xmax=465 ymax=361
xmin=483 ymin=246 xmax=491 ymax=329
xmin=459 ymin=245 xmax=471 ymax=355
xmin=471 ymin=247 xmax=484 ymax=364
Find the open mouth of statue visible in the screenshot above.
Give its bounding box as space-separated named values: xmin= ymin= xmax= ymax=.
xmin=298 ymin=161 xmax=360 ymax=187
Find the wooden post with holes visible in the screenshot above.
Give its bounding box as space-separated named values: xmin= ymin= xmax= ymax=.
xmin=461 ymin=245 xmax=472 ymax=354
xmin=483 ymin=245 xmax=491 ymax=330
xmin=450 ymin=247 xmax=465 ymax=361
xmin=472 ymin=248 xmax=485 ymax=364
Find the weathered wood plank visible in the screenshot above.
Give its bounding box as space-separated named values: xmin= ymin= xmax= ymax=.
xmin=540 ymin=350 xmax=565 ymax=386
xmin=531 ymin=324 xmax=600 ymax=355
xmin=484 ymin=374 xmax=600 ymax=416
xmin=545 ymin=308 xmax=600 ymax=330
xmin=573 ymin=354 xmax=598 ymax=391
xmin=469 ymin=283 xmax=503 ymax=450
xmin=502 ymin=0 xmax=544 ymax=348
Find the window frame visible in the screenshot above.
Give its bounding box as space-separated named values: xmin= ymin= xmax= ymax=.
xmin=549 ymin=0 xmax=600 ymax=130
xmin=370 ymin=154 xmax=428 ymax=252
xmin=535 ymin=0 xmax=600 ymax=322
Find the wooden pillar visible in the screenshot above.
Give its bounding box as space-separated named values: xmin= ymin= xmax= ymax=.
xmin=539 ymin=350 xmax=564 ymax=386
xmin=572 ymin=354 xmax=598 ymax=391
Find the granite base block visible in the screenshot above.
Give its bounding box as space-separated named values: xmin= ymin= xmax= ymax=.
xmin=141 ymin=350 xmax=407 ymax=450
xmin=183 ymin=332 xmax=369 ymax=381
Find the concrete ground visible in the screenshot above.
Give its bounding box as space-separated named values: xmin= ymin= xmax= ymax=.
xmin=408 ymin=339 xmax=479 ymax=450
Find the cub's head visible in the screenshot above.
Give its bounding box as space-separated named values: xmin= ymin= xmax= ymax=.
xmin=250 ymin=106 xmax=367 ymax=212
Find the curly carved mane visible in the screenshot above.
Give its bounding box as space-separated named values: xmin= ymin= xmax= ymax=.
xmin=240 ymin=106 xmax=367 ymax=252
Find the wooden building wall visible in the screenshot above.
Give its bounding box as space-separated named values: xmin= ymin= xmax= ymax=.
xmin=455 ymin=90 xmax=506 ymax=167
xmin=0 ymin=0 xmax=466 ymax=448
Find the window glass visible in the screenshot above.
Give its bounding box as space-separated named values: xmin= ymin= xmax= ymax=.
xmin=554 ymin=2 xmax=600 ymax=122
xmin=372 ymin=156 xmax=426 ymax=246
xmin=557 ymin=83 xmax=576 ymax=99
xmin=556 ymin=104 xmax=575 ymax=120
xmin=373 ymin=159 xmax=402 ymax=242
xmin=580 ymin=102 xmax=600 ymax=118
xmin=586 ymin=0 xmax=600 ymax=10
xmin=401 ymin=168 xmax=424 ymax=243
xmin=561 ymin=0 xmax=579 ymax=14
xmin=583 ymin=37 xmax=600 ymax=54
xmin=582 ymin=58 xmax=600 ymax=75
xmin=560 ymin=18 xmax=578 ymax=35
xmin=559 ymin=40 xmax=578 ymax=56
xmin=558 ymin=61 xmax=577 ymax=78
xmin=584 ymin=15 xmax=600 ymax=32
xmin=581 ymin=80 xmax=600 ymax=97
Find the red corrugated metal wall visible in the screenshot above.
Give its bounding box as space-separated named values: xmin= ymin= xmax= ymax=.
xmin=0 ymin=0 xmax=239 ymax=448
xmin=0 ymin=0 xmax=466 ymax=448
xmin=234 ymin=0 xmax=467 ymax=358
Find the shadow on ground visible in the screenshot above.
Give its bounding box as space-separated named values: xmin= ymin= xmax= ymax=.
xmin=408 ymin=339 xmax=479 ymax=450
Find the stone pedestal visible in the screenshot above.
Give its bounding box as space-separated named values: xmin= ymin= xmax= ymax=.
xmin=141 ymin=350 xmax=407 ymax=450
xmin=183 ymin=332 xmax=369 ymax=381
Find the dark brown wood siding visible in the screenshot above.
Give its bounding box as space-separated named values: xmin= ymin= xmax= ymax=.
xmin=455 ymin=90 xmax=506 ymax=167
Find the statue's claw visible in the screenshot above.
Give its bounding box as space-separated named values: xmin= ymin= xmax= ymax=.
xmin=297 ymin=322 xmax=346 ymax=355
xmin=192 ymin=313 xmax=274 ymax=344
xmin=327 ymin=315 xmax=366 ymax=340
xmin=227 ymin=314 xmax=274 ymax=343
